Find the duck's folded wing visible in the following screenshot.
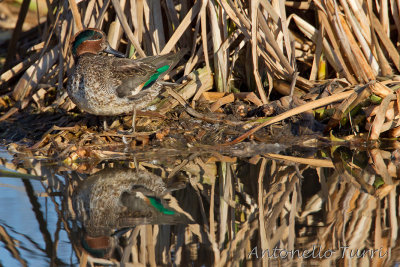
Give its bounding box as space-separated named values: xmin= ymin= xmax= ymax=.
xmin=112 ymin=59 xmax=157 ymax=98
xmin=136 ymin=50 xmax=186 ymax=70
xmin=114 ymin=50 xmax=187 ymax=98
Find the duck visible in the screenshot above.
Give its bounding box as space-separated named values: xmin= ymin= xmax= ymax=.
xmin=72 ymin=167 xmax=191 ymax=237
xmin=67 ymin=28 xmax=186 ymax=120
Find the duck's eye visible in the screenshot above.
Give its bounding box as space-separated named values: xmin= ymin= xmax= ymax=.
xmin=93 ymin=32 xmax=103 ymax=40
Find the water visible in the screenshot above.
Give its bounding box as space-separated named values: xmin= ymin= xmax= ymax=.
xmin=0 ymin=177 xmax=76 ymax=266
xmin=0 ymin=144 xmax=399 ymax=266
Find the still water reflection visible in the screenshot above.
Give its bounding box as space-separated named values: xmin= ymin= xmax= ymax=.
xmin=0 ymin=145 xmax=399 ymax=266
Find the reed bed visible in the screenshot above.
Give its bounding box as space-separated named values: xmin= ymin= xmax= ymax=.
xmin=0 ymin=0 xmax=400 ymax=148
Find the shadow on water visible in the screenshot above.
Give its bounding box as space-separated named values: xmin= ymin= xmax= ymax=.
xmin=0 ymin=143 xmax=399 ymax=266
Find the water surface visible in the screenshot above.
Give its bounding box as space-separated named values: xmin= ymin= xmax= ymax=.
xmin=0 ymin=144 xmax=399 ymax=266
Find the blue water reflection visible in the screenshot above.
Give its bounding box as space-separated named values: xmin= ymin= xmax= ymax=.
xmin=0 ymin=176 xmax=76 ymax=266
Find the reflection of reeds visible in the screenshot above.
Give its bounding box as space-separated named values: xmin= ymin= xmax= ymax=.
xmin=1 ymin=146 xmax=400 ymax=265
xmin=0 ymin=225 xmax=28 ymax=266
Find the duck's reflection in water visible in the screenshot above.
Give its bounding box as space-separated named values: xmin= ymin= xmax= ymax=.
xmin=70 ymin=167 xmax=193 ymax=258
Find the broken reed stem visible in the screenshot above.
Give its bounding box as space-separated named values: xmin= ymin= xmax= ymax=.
xmin=222 ymin=90 xmax=354 ymax=146
xmin=68 ymin=0 xmax=83 ymax=31
xmin=251 ymin=0 xmax=268 ymax=104
xmin=2 ymin=0 xmax=31 ymax=72
xmin=161 ymin=0 xmax=202 ymax=54
xmin=0 ymin=52 xmax=41 ymax=84
xmin=111 ymin=0 xmax=146 ymax=57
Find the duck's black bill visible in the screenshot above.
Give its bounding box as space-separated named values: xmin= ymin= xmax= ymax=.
xmin=104 ymin=45 xmax=126 ymax=58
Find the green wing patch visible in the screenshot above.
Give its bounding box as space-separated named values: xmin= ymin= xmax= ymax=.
xmin=143 ymin=65 xmax=170 ymax=87
xmin=148 ymin=196 xmax=175 ymax=215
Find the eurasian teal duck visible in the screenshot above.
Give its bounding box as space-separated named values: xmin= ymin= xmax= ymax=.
xmin=67 ymin=28 xmax=186 ymax=116
xmin=72 ymin=167 xmax=191 ymax=237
